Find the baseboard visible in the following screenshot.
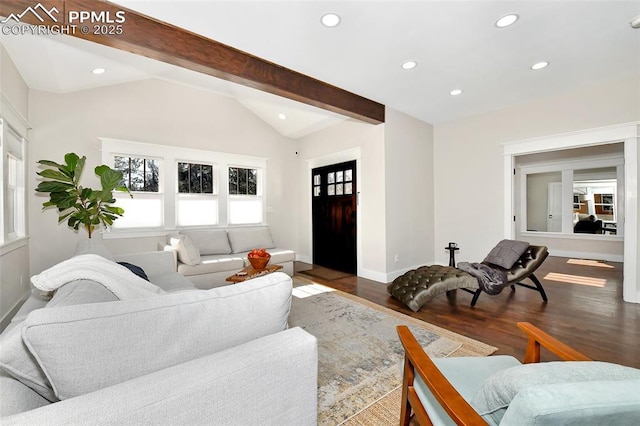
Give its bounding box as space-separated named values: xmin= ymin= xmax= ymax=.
xmin=624 ymin=291 xmax=640 ymax=304
xmin=0 ymin=290 xmax=30 ymax=333
xmin=358 ymin=268 xmax=388 ymax=284
xmin=295 ymin=255 xmax=312 ymax=264
xmin=550 ymin=249 xmax=623 ymax=263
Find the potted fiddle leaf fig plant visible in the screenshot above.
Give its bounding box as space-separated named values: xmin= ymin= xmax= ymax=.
xmin=36 ymin=153 xmax=131 ymax=238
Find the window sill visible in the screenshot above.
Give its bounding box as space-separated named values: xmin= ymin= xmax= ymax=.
xmin=0 ymin=236 xmax=29 ymax=256
xmin=521 ymin=231 xmax=623 ymax=241
xmin=101 ymin=229 xmax=168 ymax=240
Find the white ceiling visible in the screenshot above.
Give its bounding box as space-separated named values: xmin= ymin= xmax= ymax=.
xmin=2 ymin=1 xmax=639 ymax=137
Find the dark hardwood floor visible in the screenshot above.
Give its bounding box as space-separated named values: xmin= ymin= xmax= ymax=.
xmin=296 ymin=256 xmax=640 ymax=368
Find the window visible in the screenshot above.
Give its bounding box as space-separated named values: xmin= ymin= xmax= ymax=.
xmin=112 ymin=155 xmax=163 ymax=229
xmin=517 ymin=152 xmax=624 ymax=237
xmin=1 ymin=119 xmax=26 ymax=243
xmin=101 ymin=138 xmax=267 ymax=234
xmin=229 ymin=166 xmax=262 ymax=224
xmin=177 ymin=162 xmax=217 ymax=227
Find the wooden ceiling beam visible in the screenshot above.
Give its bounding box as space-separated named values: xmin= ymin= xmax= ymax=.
xmin=0 ymin=0 xmax=385 ymax=124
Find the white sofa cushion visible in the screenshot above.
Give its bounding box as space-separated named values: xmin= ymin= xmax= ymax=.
xmin=0 ymin=323 xmax=55 ymax=402
xmin=0 ymin=280 xmax=119 ymax=402
xmin=500 ymin=379 xmax=640 ymax=425
xmin=169 ymin=235 xmax=201 ymax=265
xmin=0 ymin=370 xmax=51 ymax=417
xmin=177 ymin=254 xmax=245 ymax=276
xmin=181 ymin=229 xmax=232 ymax=255
xmin=228 ymin=227 xmax=275 ymax=253
xmin=147 ymin=272 xmax=195 ymax=292
xmin=21 ymin=273 xmax=293 ymax=400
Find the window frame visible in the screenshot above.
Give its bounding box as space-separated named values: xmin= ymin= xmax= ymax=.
xmin=0 ymin=118 xmax=27 ymax=246
xmin=517 ymin=154 xmax=624 ymax=239
xmin=176 ymin=160 xmax=219 ymax=227
xmin=101 ymin=138 xmax=267 ymax=237
xmin=228 ymin=164 xmax=263 ymax=225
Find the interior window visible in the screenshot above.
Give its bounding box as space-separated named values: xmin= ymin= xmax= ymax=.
xmin=573 ymin=167 xmax=617 ymax=235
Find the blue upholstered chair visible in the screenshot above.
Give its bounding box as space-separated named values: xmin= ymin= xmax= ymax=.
xmin=397 ymin=322 xmax=640 ymax=425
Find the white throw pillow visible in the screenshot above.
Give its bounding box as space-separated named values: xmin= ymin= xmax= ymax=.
xmin=170 ymin=235 xmax=201 ymax=265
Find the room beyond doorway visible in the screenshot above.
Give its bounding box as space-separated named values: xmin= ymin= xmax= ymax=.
xmin=311 ymin=160 xmax=357 ymax=274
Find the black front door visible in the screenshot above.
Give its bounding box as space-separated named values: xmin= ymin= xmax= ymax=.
xmin=311 ymin=160 xmax=357 ymax=274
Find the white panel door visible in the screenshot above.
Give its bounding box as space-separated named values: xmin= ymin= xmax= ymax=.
xmin=547 ymin=182 xmax=562 ymax=232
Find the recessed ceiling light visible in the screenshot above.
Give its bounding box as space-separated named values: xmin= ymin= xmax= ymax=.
xmin=450 ymin=89 xmax=463 ymax=96
xmin=278 ymin=113 xmax=287 ymax=120
xmin=401 ymin=61 xmax=417 ymax=70
xmin=321 ymin=13 xmax=341 ymax=28
xmin=495 ymin=14 xmax=519 ymax=28
xmin=530 ymin=61 xmax=549 ymax=70
xmin=92 ymin=68 xmax=106 ymax=75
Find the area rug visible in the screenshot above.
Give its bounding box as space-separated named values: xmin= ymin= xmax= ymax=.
xmin=289 ymin=276 xmax=497 ymax=425
xmin=341 ymin=387 xmax=402 ymax=426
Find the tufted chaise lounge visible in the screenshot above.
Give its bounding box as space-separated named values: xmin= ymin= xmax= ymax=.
xmin=387 ymin=265 xmax=478 ymax=312
xmin=388 ymin=245 xmax=549 ymax=311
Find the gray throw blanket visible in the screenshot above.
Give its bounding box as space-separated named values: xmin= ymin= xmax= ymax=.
xmin=458 ymin=262 xmax=507 ymax=295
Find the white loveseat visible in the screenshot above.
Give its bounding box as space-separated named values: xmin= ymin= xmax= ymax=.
xmin=167 ymin=226 xmax=296 ymax=289
xmin=0 ymin=247 xmax=317 ymax=424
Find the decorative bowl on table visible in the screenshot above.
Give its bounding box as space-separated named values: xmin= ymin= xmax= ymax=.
xmin=247 ymin=248 xmax=271 ymax=270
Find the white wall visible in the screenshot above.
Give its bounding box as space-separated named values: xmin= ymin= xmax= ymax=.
xmin=296 ymin=118 xmax=386 ymax=281
xmin=28 ymin=78 xmax=298 ymax=275
xmin=384 ymin=108 xmax=434 ymax=279
xmin=0 ymin=44 xmax=31 ymax=328
xmin=433 ymin=76 xmax=640 ymax=265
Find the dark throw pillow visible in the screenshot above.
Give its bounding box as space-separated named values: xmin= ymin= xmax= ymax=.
xmin=483 ymin=240 xmax=530 ymax=269
xmin=117 ymin=262 xmax=149 ymax=281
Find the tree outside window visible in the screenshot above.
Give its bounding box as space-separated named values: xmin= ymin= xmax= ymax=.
xmin=114 ymin=156 xmax=159 ymax=192
xmin=178 ymin=162 xmax=214 ymax=194
xmin=229 ymin=167 xmax=257 ymax=195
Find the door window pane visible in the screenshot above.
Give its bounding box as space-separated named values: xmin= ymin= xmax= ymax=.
xmin=344 ymin=182 xmax=353 ymax=195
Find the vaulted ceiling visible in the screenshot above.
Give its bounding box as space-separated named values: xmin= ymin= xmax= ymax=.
xmin=2 ymin=1 xmax=638 ymax=137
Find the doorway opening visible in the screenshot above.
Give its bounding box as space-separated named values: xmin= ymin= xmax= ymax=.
xmin=504 ymin=122 xmax=638 ymax=303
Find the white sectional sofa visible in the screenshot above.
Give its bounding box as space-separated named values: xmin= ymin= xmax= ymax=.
xmin=166 ymin=227 xmax=296 ymax=289
xmin=0 ymin=245 xmax=317 ymax=424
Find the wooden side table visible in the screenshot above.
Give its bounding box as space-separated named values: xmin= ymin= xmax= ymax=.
xmin=226 ymin=264 xmax=283 ymax=283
